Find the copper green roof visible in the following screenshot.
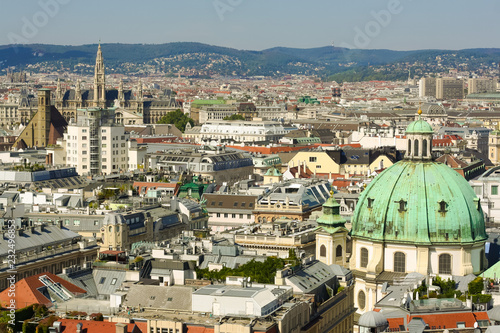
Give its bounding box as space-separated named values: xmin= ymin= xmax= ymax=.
xmin=482 ymin=260 xmax=500 ymax=279
xmin=351 ymin=160 xmax=487 ymax=245
xmin=406 ymin=119 xmax=434 ymax=134
xmin=265 ymin=166 xmax=282 ymax=177
xmin=317 ymin=195 xmax=346 ymax=228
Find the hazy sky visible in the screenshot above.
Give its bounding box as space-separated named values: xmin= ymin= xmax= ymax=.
xmin=1 ymin=0 xmax=499 ymax=51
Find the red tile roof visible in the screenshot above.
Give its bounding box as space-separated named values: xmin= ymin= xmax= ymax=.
xmin=57 ymin=319 xmax=146 ymax=333
xmin=386 ymin=311 xmax=490 ymax=330
xmin=0 ymin=272 xmax=87 ymax=309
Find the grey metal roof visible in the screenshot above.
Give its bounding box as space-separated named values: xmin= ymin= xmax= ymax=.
xmin=92 ymin=269 xmax=127 ymax=296
xmin=285 ymin=260 xmax=337 ymax=294
xmin=123 ymin=285 xmax=192 ymax=310
xmin=0 ymin=225 xmax=80 ymax=257
xmin=199 ymin=254 xmax=266 ymax=270
xmin=58 ymin=268 xmax=98 ymax=297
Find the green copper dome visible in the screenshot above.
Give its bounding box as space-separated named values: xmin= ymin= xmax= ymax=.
xmin=406 ymin=119 xmax=434 ymax=134
xmin=351 ymin=160 xmax=487 ymax=245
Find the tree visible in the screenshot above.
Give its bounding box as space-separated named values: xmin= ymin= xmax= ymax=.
xmin=468 ymin=277 xmax=484 ymax=295
xmin=223 ymin=114 xmax=245 ymax=121
xmin=157 ymin=109 xmax=194 ymax=132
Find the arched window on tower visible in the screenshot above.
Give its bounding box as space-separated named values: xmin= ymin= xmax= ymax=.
xmin=394 ymin=252 xmax=406 ymax=273
xmin=407 ymin=139 xmax=411 ymax=155
xmin=336 ymin=245 xmax=342 ymax=258
xmin=360 ymin=248 xmax=369 ymax=268
xmin=439 ymin=253 xmax=452 ymax=274
xmin=422 ymin=139 xmax=428 ymax=157
xmin=414 ymin=139 xmax=419 ymax=156
xmin=320 ymin=245 xmax=326 ymax=257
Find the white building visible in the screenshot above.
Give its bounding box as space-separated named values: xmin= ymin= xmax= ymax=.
xmin=192 ymin=277 xmax=293 ymax=317
xmin=64 ymin=107 xmax=129 ymax=175
xmin=184 ymin=120 xmax=293 ymax=143
xmin=470 ymin=166 xmax=500 ymax=224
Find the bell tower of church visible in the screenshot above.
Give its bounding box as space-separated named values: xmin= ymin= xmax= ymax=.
xmin=93 ymin=43 xmax=106 ymax=107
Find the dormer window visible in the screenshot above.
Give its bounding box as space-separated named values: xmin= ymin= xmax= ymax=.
xmin=396 ymin=199 xmax=407 ymax=212
xmin=367 ymin=198 xmax=374 ymax=209
xmin=438 ymin=200 xmax=447 ymax=213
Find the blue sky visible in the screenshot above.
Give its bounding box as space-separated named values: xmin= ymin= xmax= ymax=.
xmin=1 ymin=0 xmax=499 ymax=51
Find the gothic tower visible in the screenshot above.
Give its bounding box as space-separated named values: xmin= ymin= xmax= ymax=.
xmin=93 ymin=43 xmax=106 ymax=107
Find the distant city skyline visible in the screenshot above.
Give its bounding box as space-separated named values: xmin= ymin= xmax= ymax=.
xmin=1 ymin=0 xmax=500 ymax=51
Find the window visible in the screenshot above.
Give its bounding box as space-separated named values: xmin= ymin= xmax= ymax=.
xmin=492 ymin=185 xmax=498 ymax=195
xmin=320 ymin=245 xmax=326 ymax=257
xmin=336 ymin=245 xmax=342 ymax=258
xmin=99 ymin=277 xmax=106 ymax=284
xmin=94 ymin=220 xmax=99 ymax=226
xmin=394 ymin=252 xmax=406 ymax=273
xmin=360 ymin=248 xmax=368 ymax=268
xmin=110 ymin=278 xmax=117 ymax=285
xmin=64 ymin=219 xmax=70 ymax=226
xmin=438 ymin=200 xmax=447 ymax=213
xmin=414 ymin=139 xmax=419 ymax=156
xmin=82 ymin=151 xmax=87 ymax=155
xmin=309 ymin=156 xmax=317 ymax=162
xmin=233 ymin=202 xmax=238 ymax=206
xmin=216 ymin=213 xmax=221 ymax=218
xmin=231 ymin=214 xmax=236 ymax=218
xmin=439 ymin=253 xmax=452 ymax=274
xmin=224 ymin=214 xmax=228 ymax=218
xmin=367 ymin=198 xmax=374 ymax=208
xmin=358 ymin=290 xmax=366 ymax=310
xmin=73 ymin=220 xmax=80 ymax=226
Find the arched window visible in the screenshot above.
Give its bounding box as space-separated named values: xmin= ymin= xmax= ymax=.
xmin=320 ymin=245 xmax=326 ymax=257
xmin=358 ymin=290 xmax=366 ymax=310
xmin=360 ymin=248 xmax=369 ymax=268
xmin=336 ymin=245 xmax=343 ymax=258
xmin=394 ymin=252 xmax=406 ymax=273
xmin=414 ymin=139 xmax=419 ymax=156
xmin=407 ymin=139 xmax=411 ymax=155
xmin=422 ymin=139 xmax=428 ymax=157
xmin=439 ymin=254 xmax=452 ymax=274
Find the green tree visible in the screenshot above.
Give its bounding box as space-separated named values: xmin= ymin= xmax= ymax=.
xmin=157 ymin=109 xmax=194 ymax=132
xmin=468 ymin=277 xmax=484 ymax=295
xmin=223 ymin=114 xmax=245 ymax=121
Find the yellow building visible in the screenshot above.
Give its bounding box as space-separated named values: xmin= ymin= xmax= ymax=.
xmin=288 ymin=147 xmax=397 ymax=176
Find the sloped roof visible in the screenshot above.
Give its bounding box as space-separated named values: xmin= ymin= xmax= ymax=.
xmin=0 ymin=272 xmax=87 ymax=308
xmin=55 ymin=319 xmax=146 ymax=333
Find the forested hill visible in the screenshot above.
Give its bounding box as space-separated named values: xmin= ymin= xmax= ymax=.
xmin=1 ymin=42 xmax=499 ymax=81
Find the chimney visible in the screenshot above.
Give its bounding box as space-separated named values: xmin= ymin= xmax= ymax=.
xmin=76 ymin=322 xmax=83 ymax=333
xmin=52 ymin=321 xmax=62 ymax=333
xmin=115 ymin=323 xmax=127 ymax=333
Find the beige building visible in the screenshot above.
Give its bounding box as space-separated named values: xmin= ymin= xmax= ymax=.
xmin=469 ymin=77 xmax=497 ymax=94
xmin=419 ymin=77 xmax=436 ymax=98
xmin=436 ymin=77 xmax=464 ymax=100
xmin=490 ymin=129 xmax=500 ymax=165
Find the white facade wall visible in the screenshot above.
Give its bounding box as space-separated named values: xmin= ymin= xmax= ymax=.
xmin=428 ymin=247 xmax=462 ymax=277
xmin=383 ymin=244 xmax=418 ymax=273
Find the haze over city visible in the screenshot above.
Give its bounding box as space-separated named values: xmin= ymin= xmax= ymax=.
xmin=2 ymin=0 xmax=500 ymax=50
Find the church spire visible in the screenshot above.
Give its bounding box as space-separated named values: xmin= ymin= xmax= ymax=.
xmin=93 ymin=43 xmax=106 ymax=107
